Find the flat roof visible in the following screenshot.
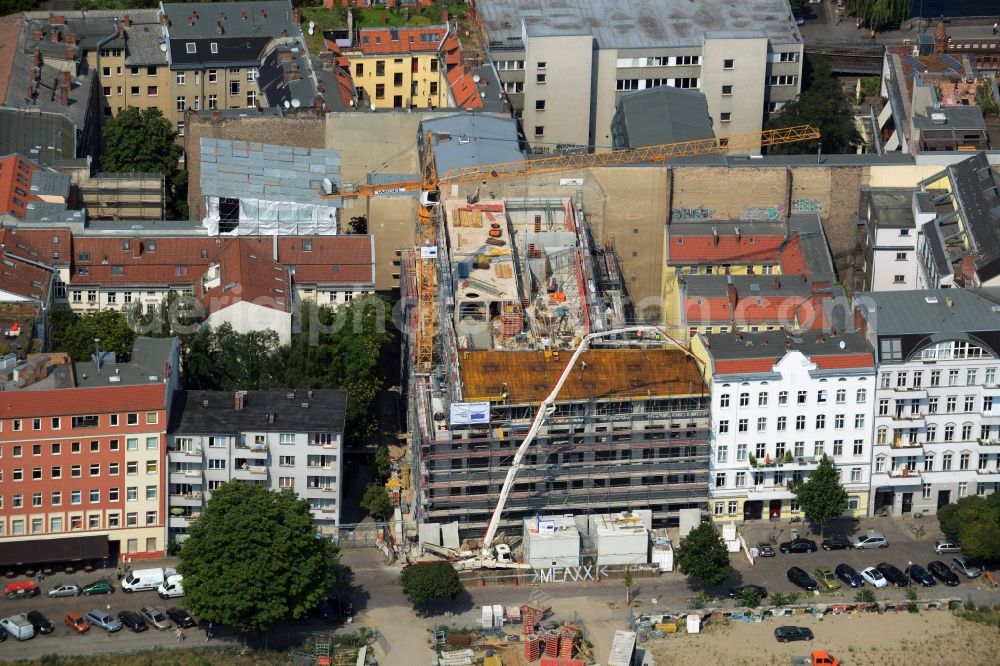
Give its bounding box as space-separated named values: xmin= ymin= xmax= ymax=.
xmin=702 ymin=331 xmax=873 ymax=370
xmin=856 ymin=288 xmax=1000 ymax=336
xmin=169 ymin=388 xmax=346 ymax=434
xmin=74 ymin=337 xmax=178 ymax=387
xmin=477 ymin=0 xmax=802 ymax=49
xmin=868 ymin=188 xmax=915 ymax=229
xmin=459 ymin=348 xmax=706 ymax=403
xmin=421 ymin=114 xmax=523 ymax=176
xmin=614 ymin=86 xmax=714 ymax=148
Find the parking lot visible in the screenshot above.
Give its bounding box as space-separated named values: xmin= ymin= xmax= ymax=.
xmin=720 ymin=515 xmax=994 ymax=599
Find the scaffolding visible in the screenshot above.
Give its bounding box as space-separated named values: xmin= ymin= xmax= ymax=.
xmin=80 ymin=172 xmax=165 ymax=220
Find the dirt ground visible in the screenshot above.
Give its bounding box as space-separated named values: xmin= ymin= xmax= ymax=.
xmin=648 ymin=611 xmax=1000 ymax=666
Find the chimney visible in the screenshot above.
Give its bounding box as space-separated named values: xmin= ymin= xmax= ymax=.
xmin=66 ymin=47 xmax=76 ymax=60
xmin=292 ymin=7 xmax=301 ymax=23
xmin=277 ymin=50 xmax=293 ymax=64
xmin=442 ymin=8 xmax=449 ymax=22
xmin=159 ymin=13 xmax=168 ymax=26
xmin=50 ymin=29 xmax=60 ymax=42
xmin=946 ymin=296 xmax=954 ymax=308
xmin=712 ymin=226 xmax=718 ymax=246
xmin=123 ymin=15 xmax=131 ymax=27
xmin=727 ymin=280 xmax=738 ymax=311
xmin=234 ymin=391 xmax=245 ymax=411
xmin=33 ymin=29 xmax=42 ymax=41
xmin=216 ymin=21 xmax=224 ymax=34
xmin=260 ymin=8 xmax=267 ymax=18
xmin=816 ymin=333 xmax=825 ymax=343
xmin=66 ymin=33 xmax=77 ymax=45
xmin=25 ymin=83 xmax=34 ymax=102
xmin=280 ymin=28 xmax=288 ymax=37
xmin=219 ymin=12 xmax=226 ymax=21
xmin=62 ymin=71 xmax=71 ymax=88
xmin=241 ymin=11 xmax=247 ymax=20
xmin=735 ymin=227 xmax=742 ymax=243
xmin=60 ymin=83 xmax=69 ymax=105
xmin=212 ymin=110 xmax=221 ymax=121
xmin=49 ymin=14 xmax=66 ymax=26
xmin=773 ymin=277 xmax=781 ymax=289
xmin=314 ymin=95 xmax=325 ymax=110
xmin=116 ymin=24 xmax=123 ymax=37
xmin=33 ymin=48 xmax=41 ymax=66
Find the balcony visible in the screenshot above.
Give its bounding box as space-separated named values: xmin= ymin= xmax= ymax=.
xmin=890 ymin=413 xmax=925 ymax=427
xmin=233 ymin=465 xmax=267 ymax=480
xmin=977 ymin=439 xmax=1000 ymax=447
xmin=745 ymin=483 xmax=796 ymax=500
xmin=236 ymin=442 xmax=269 ymax=456
xmin=891 ymin=438 xmax=923 ymax=450
xmin=168 ymin=512 xmax=200 ymax=529
xmin=888 ymin=467 xmax=921 ymax=479
xmin=169 ymin=470 xmax=203 ymax=484
xmin=976 ymin=467 xmax=1000 ymax=478
xmin=168 ymin=447 xmax=203 ymax=463
xmin=891 ymin=386 xmax=928 ymax=399
xmin=303 ymin=485 xmax=338 ymax=497
xmin=169 ymin=491 xmax=204 ymax=507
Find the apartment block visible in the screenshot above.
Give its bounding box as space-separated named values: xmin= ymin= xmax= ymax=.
xmin=692 ymin=331 xmax=876 ymax=522
xmin=856 ymin=288 xmax=1000 ymax=516
xmin=0 ymin=337 xmax=179 ymax=571
xmin=477 ymin=0 xmax=803 ymax=150
xmin=165 ymin=389 xmax=347 ymax=542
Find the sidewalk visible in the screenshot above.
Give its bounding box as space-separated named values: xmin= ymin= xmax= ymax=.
xmin=799 ymin=1 xmax=1000 ymax=45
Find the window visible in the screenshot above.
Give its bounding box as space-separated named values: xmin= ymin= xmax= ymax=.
xmin=758 ymin=393 xmax=768 ymax=407
xmin=913 ymin=372 xmax=923 ymax=387
xmin=127 ymin=461 xmax=138 ymax=475
xmin=778 ymin=390 xmax=788 ymax=405
xmin=535 ymin=99 xmax=545 ymax=111
xmin=246 ymin=90 xmax=256 ymax=108
xmin=928 ymin=397 xmax=938 ymax=413
xmin=880 ymin=338 xmax=902 ymax=361
xmin=877 ymin=427 xmax=888 ymax=444
xmin=89 ymin=463 xmax=100 ymax=476
xmin=146 ymin=460 xmax=157 ymax=474
xmin=815 ymin=415 xmax=826 ymax=430
xmin=127 ymin=438 xmax=138 ymax=451
xmin=795 ymin=415 xmax=806 ymax=431
xmin=942 ymin=452 xmax=953 ymax=470
xmin=856 ymin=389 xmax=867 ymax=403
xmin=176 ymin=122 xmax=185 ymax=137
xmin=797 ymin=390 xmax=807 ymax=405
xmin=11 ymin=468 xmax=22 ymax=481
xmin=878 ymin=399 xmax=889 ymax=416
xmin=794 ymin=441 xmax=805 ymax=457
xmin=210 ymin=42 xmax=219 ymax=54
xmin=72 ymin=415 xmax=99 ymax=428
xmin=721 ymin=85 xmax=733 ymax=95
xmin=738 ymin=418 xmax=748 ymax=433
xmin=947 ymin=396 xmax=957 ymax=412
xmin=715 ymin=473 xmax=726 ymax=488
xmin=739 ymin=392 xmax=750 ymax=407
xmin=817 ymin=390 xmax=828 ymax=404
xmin=721 ymin=112 xmax=734 ymax=122
xmin=949 ymin=369 xmax=960 ymax=386
xmin=720 ymin=393 xmax=730 ymax=408
xmin=717 ymin=446 xmax=728 ymax=463
xmin=208 ymin=94 xmax=217 ymax=109
xmin=854 ymin=414 xmax=865 ymax=429
xmin=126 ymin=512 xmax=138 ymax=527
xmin=718 ymin=419 xmax=729 ymax=433
xmin=126 ymin=486 xmax=138 ymax=501
xmin=208 ymin=459 xmax=226 ymax=470
xmin=89 ymin=489 xmax=100 ymax=503
xmin=534 ymin=126 xmax=544 ymax=137
xmin=987 ymin=368 xmax=997 ymax=385
xmin=536 ymin=73 xmax=546 ymax=83
xmin=853 ymin=440 xmax=864 ymax=455
xmin=850 ymin=467 xmax=862 ymax=482
xmin=777 ymin=416 xmax=787 ymax=431
xmin=723 ymin=58 xmax=734 ymax=69
xmin=735 ymin=471 xmax=746 ymax=487
xmin=930 ymin=370 xmax=941 ymax=386
xmin=278 ymin=477 xmax=295 ymax=489
xmin=109 ymin=462 xmax=119 ymax=476
xmin=755 ymin=442 xmax=767 ymax=459
xmin=714 ymin=503 xmax=724 ymax=516
xmin=230 ymin=80 xmax=240 ymax=96
xmin=896 ymin=371 xmax=907 ymax=388
xmin=728 ymin=500 xmax=738 ymax=515
xmin=945 ymin=424 xmax=955 ymax=441
xmin=247 ymin=67 xmax=258 ymax=82
xmin=768 ymin=74 xmax=798 ymax=86
xmin=147 ymin=85 xmax=158 ymax=96
xmin=71 ymin=464 xmax=81 ymax=477
xmin=146 ymin=436 xmax=158 ymax=450
xmin=965 ymin=395 xmax=975 ymax=412
xmin=279 ymin=433 xmax=295 ymax=445
xmin=146 ymin=485 xmax=157 ymax=500
xmin=960 ymin=452 xmax=970 ymax=470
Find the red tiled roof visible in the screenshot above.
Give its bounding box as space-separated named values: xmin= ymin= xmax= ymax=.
xmin=357 ymin=26 xmax=445 ymax=55
xmin=447 ymin=64 xmax=483 ymax=109
xmin=5 ymin=228 xmax=71 ymax=265
xmin=684 ymin=297 xmax=732 ymax=323
xmin=814 ymin=353 xmax=874 ymax=370
xmin=276 ymin=235 xmax=374 ymax=286
xmin=714 ymin=358 xmax=776 ymax=375
xmin=668 ymin=235 xmax=784 ymax=264
xmin=200 ymin=239 xmax=291 ymax=314
xmin=0 ymin=155 xmax=41 ymax=220
xmin=69 ymin=236 xmax=222 ymax=287
xmin=778 ymin=234 xmax=808 ymax=276
xmin=734 ymin=296 xmax=807 ymax=324
xmin=0 ymin=14 xmax=22 ymax=103
xmin=0 ymin=383 xmax=165 ymax=421
xmin=0 ymin=229 xmax=52 ymax=302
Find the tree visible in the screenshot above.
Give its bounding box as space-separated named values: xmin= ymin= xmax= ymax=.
xmin=794 ymin=454 xmax=848 ymax=537
xmin=675 ymin=522 xmax=732 ymax=589
xmin=849 ymin=0 xmax=913 ymax=32
xmin=57 ymin=308 xmax=137 ymax=362
xmin=936 ymin=494 xmax=1000 ymax=560
xmin=765 ymin=56 xmax=862 ymax=156
xmin=128 ymin=291 xmax=204 ymax=342
xmin=400 ymin=562 xmax=462 ymax=607
xmin=100 ymin=107 xmax=187 ymax=219
xmin=361 ymin=483 xmax=393 ymax=520
xmin=374 ymin=446 xmax=391 ymax=481
xmin=622 ymin=568 xmax=634 ymax=605
xmin=178 ymin=481 xmax=342 ymax=633
xmin=738 ymin=587 xmax=761 ymax=608
xmin=181 ymin=323 xmax=282 ymax=390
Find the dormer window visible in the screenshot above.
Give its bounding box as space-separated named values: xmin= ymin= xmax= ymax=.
xmin=210 ymin=43 xmax=219 ymax=54
xmin=185 ymin=42 xmax=196 ymax=54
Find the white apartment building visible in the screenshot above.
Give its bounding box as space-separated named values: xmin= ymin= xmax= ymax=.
xmin=692 ymin=331 xmax=876 ymax=522
xmin=478 ymin=0 xmax=804 ymax=151
xmin=857 ymin=188 xmax=927 ymax=292
xmin=856 ymin=289 xmax=1000 ymax=516
xmin=165 ymin=389 xmax=346 ymax=542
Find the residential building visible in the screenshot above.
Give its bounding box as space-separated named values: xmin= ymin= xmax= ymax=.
xmin=0 ymin=108 xmax=79 ymax=165
xmin=0 ymin=337 xmax=179 ymax=569
xmin=691 ymin=331 xmax=876 ymax=522
xmin=856 ymin=188 xmax=924 ymax=293
xmin=165 ymin=389 xmax=347 ymax=541
xmin=665 ymin=214 xmax=845 ymax=337
xmin=407 ymin=194 xmax=710 ymax=540
xmin=476 ymin=0 xmax=803 ymax=151
xmin=610 ymin=86 xmax=714 ymax=149
xmin=855 ymin=288 xmax=1000 ymax=515
xmin=342 ymin=24 xmax=482 ymax=110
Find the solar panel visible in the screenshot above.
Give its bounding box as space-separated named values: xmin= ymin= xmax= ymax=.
xmin=903 ymin=55 xmax=924 ymax=70
xmin=938 ymin=54 xmax=964 ymax=72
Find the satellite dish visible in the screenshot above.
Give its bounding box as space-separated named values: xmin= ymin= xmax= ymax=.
xmin=480 ymin=92 xmax=485 ymax=98
xmin=349 ymin=99 xmax=355 ymax=107
xmin=370 ymin=103 xmax=376 ymax=111
xmin=839 ymin=340 xmax=846 ymax=350
xmin=472 ymin=74 xmax=480 ymax=83
xmin=291 ymin=98 xmax=301 ymax=108
xmin=309 ymin=21 xmax=315 ymax=29
xmin=159 ymin=43 xmax=167 ymax=52
xmin=283 ymin=100 xmax=291 ymax=108
xmin=308 ymin=26 xmax=314 ymax=35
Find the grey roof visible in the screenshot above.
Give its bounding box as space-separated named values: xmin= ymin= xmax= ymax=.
xmin=168 ymin=388 xmax=346 ymax=434
xmin=23 ymin=201 xmax=82 ymax=224
xmin=74 ymin=337 xmax=178 ymax=388
xmin=161 ymin=1 xmax=295 ymax=40
xmin=472 ymin=63 xmax=505 ymax=114
xmin=855 ymin=288 xmax=1000 ymax=336
xmin=29 ymin=169 xmax=70 ymax=198
xmin=867 ymin=188 xmax=915 ymax=229
xmin=258 ymin=44 xmax=318 ymax=110
xmin=420 ymin=113 xmax=523 ymax=176
xmin=920 ymin=219 xmax=953 ymax=280
xmin=946 ymin=152 xmax=1000 ymax=281
xmin=79 ymin=218 xmax=205 ymax=234
xmin=684 ymin=273 xmax=814 ymax=299
xmin=669 ymin=219 xmax=785 ymax=237
xmin=478 ymin=0 xmax=802 ymax=49
xmin=787 ymin=213 xmax=835 ymax=281
xmin=0 ymin=108 xmax=77 ymax=164
xmin=912 ymin=105 xmax=987 ymax=131
xmin=613 ymin=86 xmax=714 ymax=149
xmin=200 ymin=138 xmax=341 ymax=206
xmin=188 ymin=107 xmax=284 ymax=119
xmin=702 ymin=330 xmax=873 ymax=366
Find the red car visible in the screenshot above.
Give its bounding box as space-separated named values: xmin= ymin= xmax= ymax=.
xmin=64 ymin=612 xmax=90 ymax=634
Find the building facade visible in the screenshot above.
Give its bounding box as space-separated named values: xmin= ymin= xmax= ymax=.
xmin=166 ymin=389 xmax=347 ymax=542
xmin=857 ymin=288 xmax=1000 ymax=516
xmin=692 ymin=331 xmax=876 ymax=522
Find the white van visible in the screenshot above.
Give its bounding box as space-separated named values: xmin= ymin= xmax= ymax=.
xmin=157 ymin=574 xmax=184 ymax=599
xmin=122 ymin=568 xmax=175 ymax=593
xmin=1 ymin=613 xmax=36 ymax=640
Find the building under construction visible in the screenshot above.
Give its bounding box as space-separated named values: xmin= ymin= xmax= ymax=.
xmin=404 ymin=194 xmax=710 ymax=541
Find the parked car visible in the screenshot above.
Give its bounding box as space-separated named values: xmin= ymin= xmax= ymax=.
xmin=84 ymin=609 xmax=122 ymax=633
xmin=4 ymin=581 xmax=40 ymax=599
xmin=934 ymin=539 xmax=961 ymax=554
xmin=814 ymin=567 xmax=841 ymax=591
xmin=25 ymin=610 xmax=54 ymax=635
xmin=876 ymin=563 xmax=908 ymax=587
xmin=64 ymin=612 xmax=90 ymax=634
xmin=787 ymin=567 xmax=818 ymax=591
xmin=140 ymin=605 xmax=171 ymax=631
xmin=166 ymin=607 xmax=196 ymax=628
xmin=47 ymin=584 xmax=81 ymax=598
xmin=821 ymin=537 xmax=852 ymax=551
xmin=117 ymin=610 xmax=148 ymax=633
xmin=0 ymin=614 xmax=35 ymax=640
xmin=0 ymin=624 xmax=6 ymax=641
xmin=928 ymin=560 xmax=960 ymax=586
xmin=861 ymin=566 xmax=887 ymax=588
xmin=780 ymin=538 xmax=817 ymax=554
xmin=774 ymin=625 xmax=814 ymax=642
xmin=952 ymin=555 xmax=981 ymax=578
xmin=793 ymin=13 xmax=806 ymax=25
xmin=852 ymin=532 xmax=888 ymax=549
xmin=905 ymin=564 xmax=935 ymax=587
xmin=835 ymin=563 xmax=864 ymax=588
xmin=81 ymin=579 xmax=115 ymax=596
xmin=757 ymin=542 xmax=776 ymax=557
xmin=729 ymin=584 xmax=768 ymax=600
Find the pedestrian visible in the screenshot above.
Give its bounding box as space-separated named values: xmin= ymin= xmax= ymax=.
xmin=116 ymin=566 xmax=123 ymax=579
xmin=175 ymin=628 xmax=183 ymax=642
xmin=205 ymin=621 xmax=213 ymax=641
xmin=994 ymin=22 xmax=998 ymax=35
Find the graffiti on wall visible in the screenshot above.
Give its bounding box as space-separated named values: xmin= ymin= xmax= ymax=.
xmin=671 ymin=206 xmax=714 ymax=222
xmin=792 ymin=198 xmax=823 ymax=214
xmin=740 ymin=204 xmax=786 ymax=221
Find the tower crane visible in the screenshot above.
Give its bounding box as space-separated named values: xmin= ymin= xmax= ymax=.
xmin=325 ymin=125 xmax=821 ymax=568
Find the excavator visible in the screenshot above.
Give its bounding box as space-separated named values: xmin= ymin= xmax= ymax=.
xmin=323 ymin=124 xmax=821 ymax=568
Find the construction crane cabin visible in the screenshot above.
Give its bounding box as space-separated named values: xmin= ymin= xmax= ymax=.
xmin=332 ymin=125 xmax=819 ymax=568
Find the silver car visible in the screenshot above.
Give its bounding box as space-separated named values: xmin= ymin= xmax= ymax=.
xmin=140 ymin=605 xmax=172 ymax=631
xmin=934 ymin=539 xmax=961 ymax=554
xmin=952 ymin=555 xmax=981 ymax=578
xmin=47 ymin=584 xmax=81 ymax=598
xmin=84 ymin=609 xmax=123 ymax=633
